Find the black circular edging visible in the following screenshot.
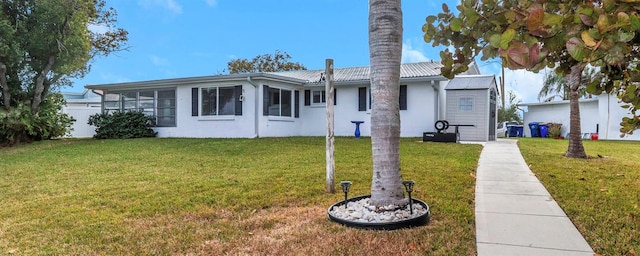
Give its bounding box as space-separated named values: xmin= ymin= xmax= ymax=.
xmin=327 ymin=195 xmax=430 ymax=230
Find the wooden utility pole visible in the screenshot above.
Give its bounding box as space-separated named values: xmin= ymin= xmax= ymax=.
xmin=325 ymin=59 xmax=336 ymax=193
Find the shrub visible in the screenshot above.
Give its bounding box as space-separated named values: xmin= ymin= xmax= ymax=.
xmin=0 ymin=94 xmax=75 ymax=147
xmin=88 ymin=111 xmax=157 ymax=139
xmin=547 ymin=123 xmax=564 ymax=138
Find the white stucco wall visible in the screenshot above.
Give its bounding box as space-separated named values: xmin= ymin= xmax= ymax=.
xmin=297 ymin=81 xmax=439 ymax=138
xmin=155 ymin=82 xmax=257 ymax=138
xmin=598 ymin=94 xmax=640 ymax=140
xmin=521 ymin=99 xmax=599 ymax=138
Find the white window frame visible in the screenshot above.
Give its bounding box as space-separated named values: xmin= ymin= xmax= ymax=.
xmin=459 ymin=97 xmax=474 ymax=112
xmin=200 ymin=86 xmax=236 ymax=117
xmin=267 ymin=86 xmax=293 ymax=118
xmin=311 ymin=90 xmax=326 ymax=105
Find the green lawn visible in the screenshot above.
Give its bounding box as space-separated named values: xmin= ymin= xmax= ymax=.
xmin=0 ymin=137 xmax=481 ymax=255
xmin=518 ymin=138 xmax=640 ymax=256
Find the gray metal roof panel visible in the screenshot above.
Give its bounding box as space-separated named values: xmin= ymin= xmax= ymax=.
xmin=272 ymin=61 xmax=444 ymax=83
xmin=444 ymin=75 xmax=496 ymax=90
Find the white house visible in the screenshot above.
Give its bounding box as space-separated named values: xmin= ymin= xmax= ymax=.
xmin=81 ymin=61 xmax=497 ymax=140
xmin=519 ymin=93 xmax=640 ymax=140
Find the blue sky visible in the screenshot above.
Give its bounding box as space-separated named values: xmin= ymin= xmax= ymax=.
xmin=72 ymin=0 xmax=546 ymax=104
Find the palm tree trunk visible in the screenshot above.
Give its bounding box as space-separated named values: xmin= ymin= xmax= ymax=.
xmin=369 ymin=0 xmax=406 ymax=207
xmin=565 ymin=63 xmax=587 ymax=158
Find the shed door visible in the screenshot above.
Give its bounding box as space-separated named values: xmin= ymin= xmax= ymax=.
xmin=489 ymin=88 xmax=497 ymax=141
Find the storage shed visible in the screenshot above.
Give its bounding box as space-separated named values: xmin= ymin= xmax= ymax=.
xmin=444 ymin=75 xmax=498 ymax=142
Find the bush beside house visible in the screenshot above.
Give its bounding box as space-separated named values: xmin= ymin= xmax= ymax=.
xmin=88 ymin=111 xmax=157 ymax=139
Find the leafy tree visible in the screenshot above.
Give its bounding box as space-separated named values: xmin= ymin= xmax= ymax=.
xmin=498 ymin=90 xmax=522 ymax=123
xmin=0 ymin=0 xmax=127 ymax=145
xmin=226 ymin=50 xmax=306 ymax=74
xmin=539 ymin=67 xmax=600 ymax=102
xmin=368 ymin=0 xmax=406 ymax=208
xmin=423 ymin=1 xmax=640 ymax=158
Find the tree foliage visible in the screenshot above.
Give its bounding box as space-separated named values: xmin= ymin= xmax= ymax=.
xmin=423 ymin=0 xmax=640 ymax=158
xmin=539 ymin=67 xmax=600 ymax=101
xmin=498 ymin=90 xmax=522 ymax=124
xmin=0 ymin=0 xmax=127 ymax=145
xmin=0 ymin=93 xmax=74 ymax=146
xmin=226 ymin=50 xmax=306 ymax=74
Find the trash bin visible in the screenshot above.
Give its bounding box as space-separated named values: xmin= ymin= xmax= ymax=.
xmin=507 ymin=125 xmax=518 ymax=137
xmin=539 ymin=123 xmax=548 ymax=138
xmin=529 ymin=122 xmax=540 ymax=137
xmin=515 ymin=125 xmax=524 ymax=137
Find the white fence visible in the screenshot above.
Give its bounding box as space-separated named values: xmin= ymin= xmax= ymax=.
xmin=62 ymin=106 xmax=101 ymax=138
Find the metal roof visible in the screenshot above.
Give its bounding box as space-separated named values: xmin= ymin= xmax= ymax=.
xmin=272 ymin=61 xmax=444 ymax=84
xmin=444 ymin=75 xmax=496 ymax=90
xmin=85 ymin=62 xmax=448 ymax=90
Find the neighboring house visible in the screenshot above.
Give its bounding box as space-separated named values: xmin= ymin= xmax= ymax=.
xmin=61 ymin=90 xmax=102 ymax=138
xmin=519 ymin=93 xmax=640 ymax=140
xmin=444 ymin=75 xmax=499 ymax=141
xmin=82 ymin=61 xmax=497 ymax=140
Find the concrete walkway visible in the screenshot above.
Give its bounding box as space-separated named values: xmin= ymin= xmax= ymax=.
xmin=475 ymin=139 xmax=595 ymax=256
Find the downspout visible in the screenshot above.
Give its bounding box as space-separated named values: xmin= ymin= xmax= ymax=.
xmin=247 ymin=76 xmax=259 ymax=138
xmin=432 ymin=80 xmax=439 ymax=121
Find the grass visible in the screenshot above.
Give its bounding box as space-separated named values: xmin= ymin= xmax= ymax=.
xmin=518 ymin=138 xmax=640 ymax=256
xmin=0 ymin=137 xmax=482 ymax=255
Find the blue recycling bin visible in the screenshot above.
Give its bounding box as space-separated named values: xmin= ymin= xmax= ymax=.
xmin=515 ymin=125 xmax=524 ymax=137
xmin=507 ymin=125 xmax=518 ymax=137
xmin=529 ymin=122 xmax=540 ymax=137
xmin=539 ymin=123 xmax=549 ymax=138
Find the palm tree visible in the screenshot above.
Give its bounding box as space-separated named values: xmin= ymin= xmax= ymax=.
xmin=368 ymin=0 xmax=406 ymax=207
xmin=538 ymin=67 xmax=599 ymax=102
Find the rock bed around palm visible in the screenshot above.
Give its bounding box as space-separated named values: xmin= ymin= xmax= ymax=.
xmin=328 ymin=197 xmax=428 ymax=223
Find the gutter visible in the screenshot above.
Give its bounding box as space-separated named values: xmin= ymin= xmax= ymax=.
xmin=247 ymin=76 xmax=259 ymax=138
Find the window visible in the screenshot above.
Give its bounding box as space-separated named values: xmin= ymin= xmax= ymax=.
xmin=304 ymin=89 xmax=336 ymax=106
xmin=267 ymin=87 xmax=292 ymax=117
xmin=312 ymin=90 xmax=326 ymax=104
xmin=358 ymin=85 xmax=406 ymax=111
xmin=459 ymin=97 xmax=473 ymax=111
xmin=201 ymin=87 xmax=235 ymax=116
xmin=102 ymin=89 xmax=177 ymax=127
xmin=156 ymin=90 xmax=176 ymax=126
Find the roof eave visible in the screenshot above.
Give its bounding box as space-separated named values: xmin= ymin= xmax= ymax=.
xmin=85 ymin=73 xmax=306 ymax=91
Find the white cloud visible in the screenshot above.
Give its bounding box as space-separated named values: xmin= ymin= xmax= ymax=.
xmin=149 ymin=55 xmax=170 ymax=66
xmin=401 ymin=40 xmax=430 ymax=63
xmin=205 ymin=0 xmax=217 ymax=7
xmin=138 ymin=0 xmax=182 ymax=14
xmin=504 ymin=69 xmax=546 ymax=104
xmin=88 ymin=23 xmax=110 ymax=34
xmin=478 ymin=62 xmax=547 ymax=105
